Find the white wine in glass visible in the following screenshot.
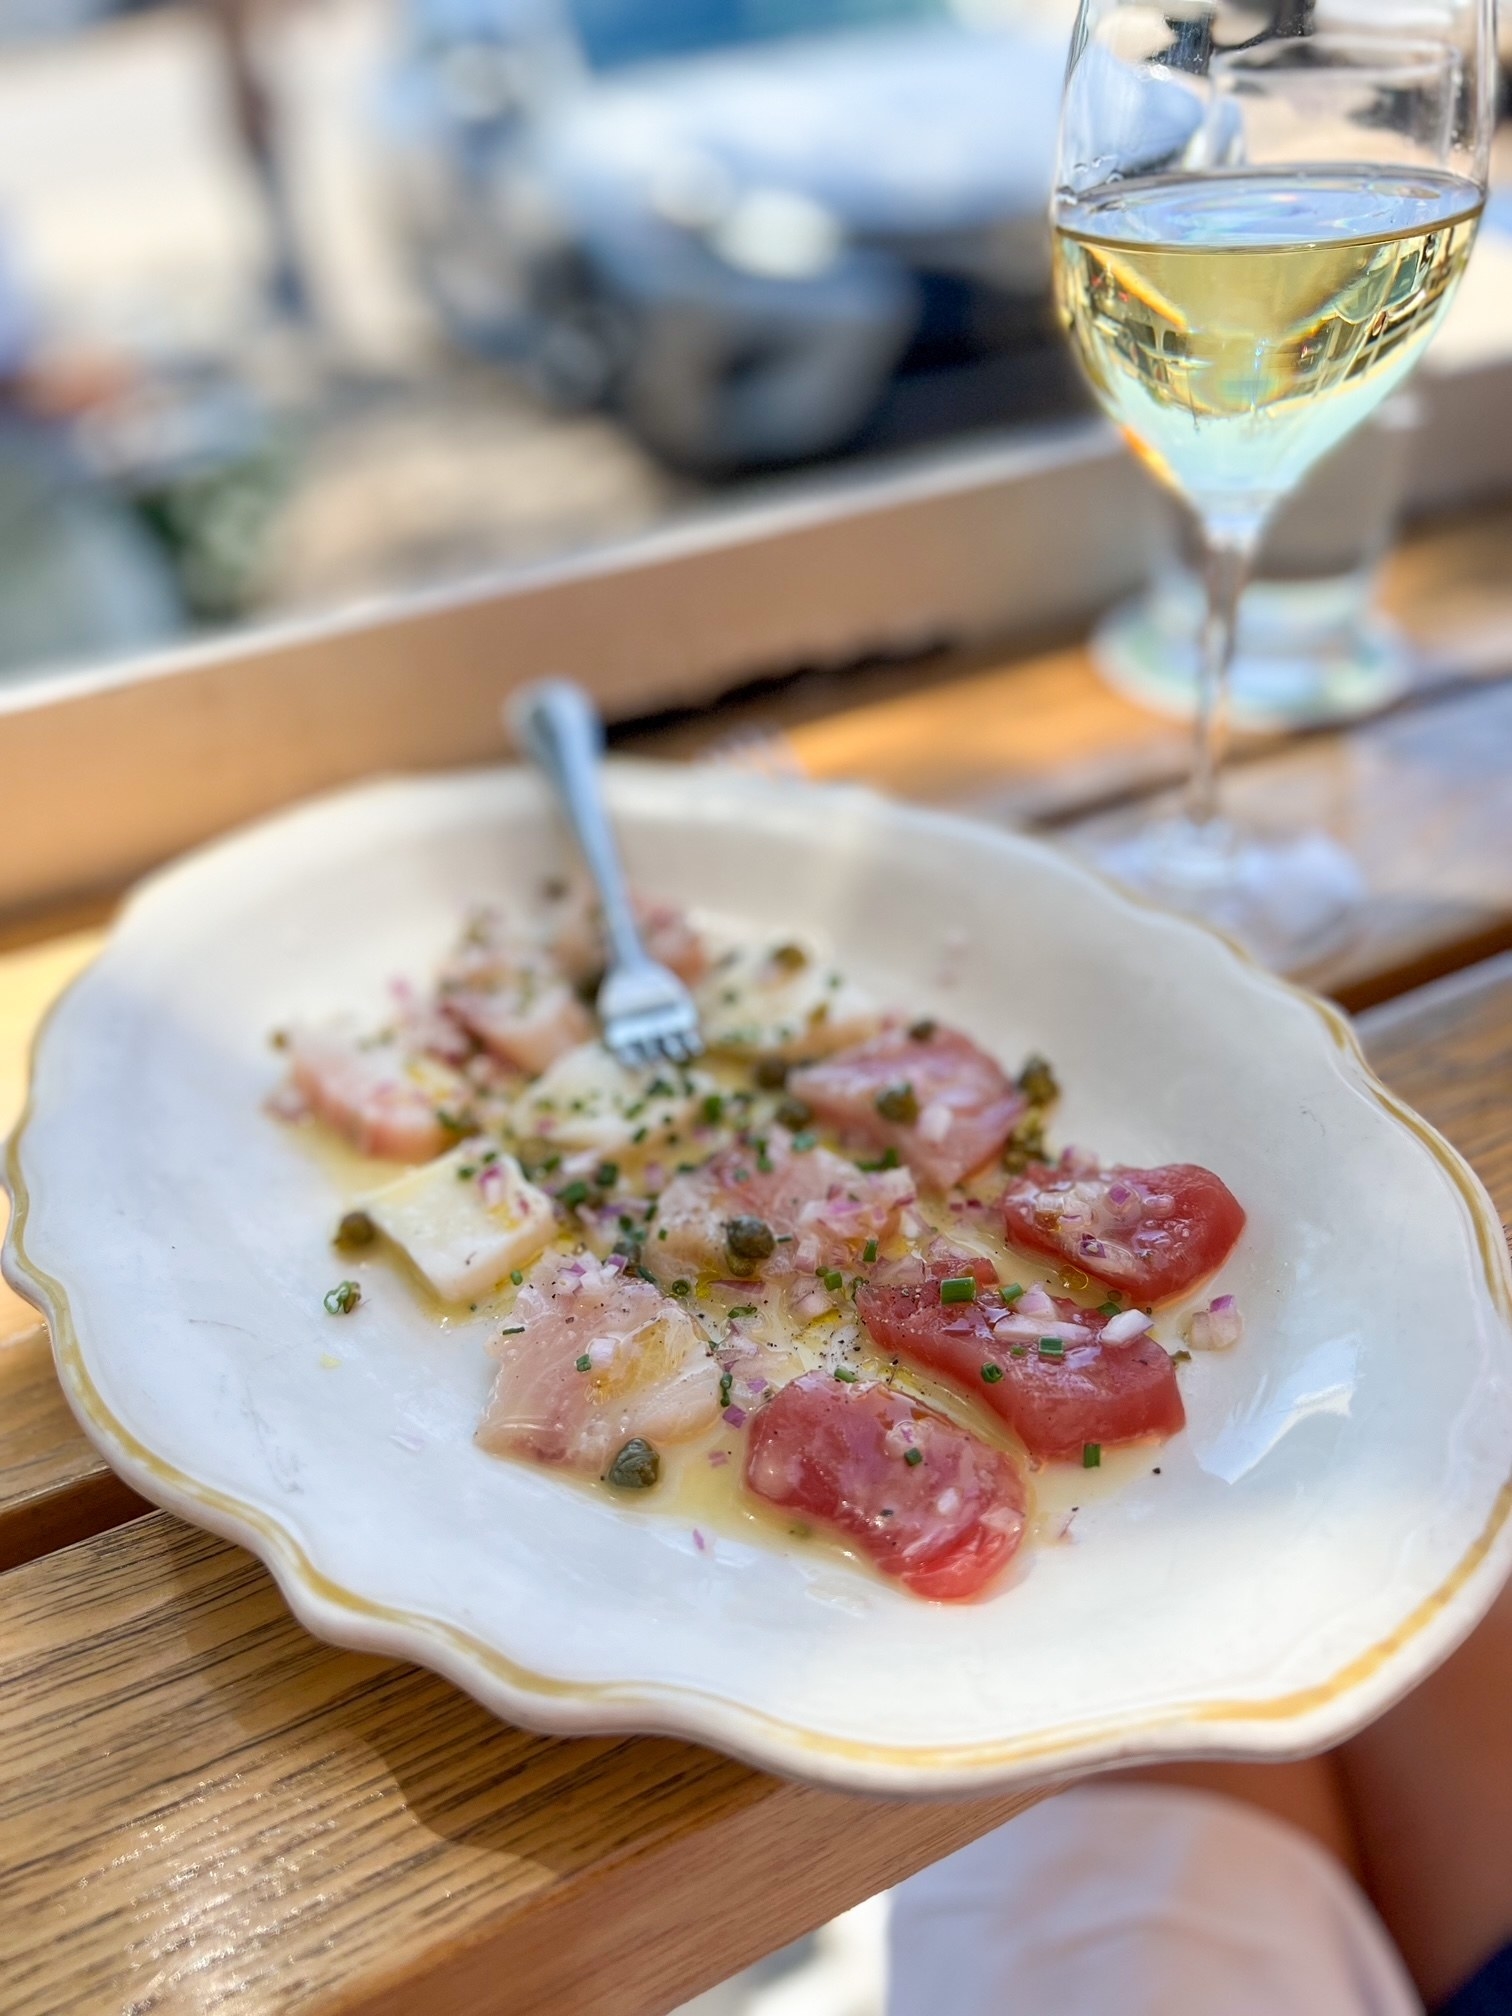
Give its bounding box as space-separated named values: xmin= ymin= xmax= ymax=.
xmin=1053 ymin=15 xmax=1493 ymax=968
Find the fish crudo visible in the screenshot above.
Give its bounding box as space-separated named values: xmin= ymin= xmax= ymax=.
xmin=272 ymin=891 xmax=1246 ymax=1603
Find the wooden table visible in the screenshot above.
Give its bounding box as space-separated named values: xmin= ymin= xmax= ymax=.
xmin=2 ymin=540 xmax=1510 ymax=2012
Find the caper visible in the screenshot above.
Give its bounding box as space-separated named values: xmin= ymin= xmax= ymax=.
xmin=1018 ymin=1053 xmax=1060 ymax=1107
xmin=1002 ymin=1114 xmax=1048 ymax=1174
xmin=769 ymin=942 xmax=808 ymax=973
xmin=753 ymin=1055 xmax=789 ymax=1090
xmin=875 ymin=1082 xmax=918 ymax=1126
xmin=908 ymin=1018 xmax=938 ymax=1042
xmin=725 ymin=1215 xmax=777 ymax=1267
xmin=334 ymin=1209 xmax=376 ymax=1250
xmin=774 ymin=1095 xmax=813 ymax=1131
xmin=606 ymin=1438 xmax=660 ymax=1489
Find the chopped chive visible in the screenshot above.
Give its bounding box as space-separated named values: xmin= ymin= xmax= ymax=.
xmin=727 ymin=1304 xmax=758 ymax=1319
xmin=671 ymin=1280 xmax=691 ymax=1298
xmin=719 ymin=1371 xmax=734 ymax=1408
xmin=631 ymin=1125 xmax=648 ymax=1145
xmin=833 ymin=1366 xmax=859 ymax=1383
xmin=1097 ymin=1299 xmax=1122 ymax=1317
xmin=701 ymin=1092 xmax=725 ymax=1125
xmin=821 ymin=1269 xmax=844 ymax=1293
xmin=1000 ymin=1282 xmax=1025 ymax=1304
xmin=980 ymin=1363 xmax=1004 ymax=1384
xmin=595 ymin=1161 xmax=620 ymax=1189
xmin=862 ymin=1238 xmax=879 ymax=1264
xmin=455 ymin=1163 xmax=477 ymax=1180
xmin=791 ymin=1131 xmax=818 ymax=1153
xmin=323 ymin=1279 xmax=361 ymax=1316
xmin=1038 ymin=1337 xmax=1066 ymax=1359
xmin=498 ymin=1325 xmax=525 ymax=1336
xmin=558 ymin=1179 xmax=590 ymax=1208
xmin=574 ymin=1353 xmax=592 ymax=1371
xmin=1172 ymin=1347 xmax=1193 ymax=1364
xmin=1082 ymin=1442 xmax=1102 ymax=1469
xmin=940 ymin=1275 xmax=977 ymax=1305
xmin=510 ymin=1268 xmax=524 ymax=1285
xmin=1010 ymin=1345 xmax=1029 ymax=1358
xmin=904 ymin=1446 xmax=924 ymax=1467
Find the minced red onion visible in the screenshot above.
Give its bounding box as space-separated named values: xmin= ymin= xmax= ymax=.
xmin=1186 ymin=1294 xmax=1243 ymax=1350
xmin=722 ymin=1405 xmax=747 ymax=1428
xmin=917 ymin=1099 xmax=953 ymax=1144
xmin=266 ymin=1082 xmax=310 ymax=1122
xmin=1016 ymin=1284 xmax=1055 ymax=1318
xmin=991 ymin=1314 xmax=1094 ymax=1346
xmin=1099 ymin=1307 xmax=1154 ymax=1346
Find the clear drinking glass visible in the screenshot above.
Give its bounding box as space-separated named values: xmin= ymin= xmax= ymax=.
xmin=1052 ymin=1 xmax=1495 ymax=967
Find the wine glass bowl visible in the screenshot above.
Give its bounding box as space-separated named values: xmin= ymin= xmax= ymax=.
xmin=1053 ymin=0 xmax=1494 ymax=969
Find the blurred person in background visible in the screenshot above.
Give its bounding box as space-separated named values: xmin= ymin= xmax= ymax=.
xmin=0 ymin=218 xmax=183 ymax=675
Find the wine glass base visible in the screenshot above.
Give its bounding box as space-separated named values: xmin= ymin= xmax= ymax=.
xmin=1093 ymin=816 xmax=1365 ymax=973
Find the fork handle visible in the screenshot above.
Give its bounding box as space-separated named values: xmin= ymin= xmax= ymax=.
xmin=508 ymin=680 xmax=645 ymax=970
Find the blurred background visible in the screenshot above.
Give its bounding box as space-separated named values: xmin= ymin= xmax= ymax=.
xmin=0 ymin=0 xmax=1132 ymax=678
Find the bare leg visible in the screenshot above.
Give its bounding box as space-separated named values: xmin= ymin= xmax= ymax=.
xmin=1118 ymin=1755 xmax=1364 ymax=1882
xmin=1337 ymin=1574 xmax=1512 ymax=2007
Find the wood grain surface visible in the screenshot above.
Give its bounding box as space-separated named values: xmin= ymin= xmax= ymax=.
xmin=0 ymin=1324 xmax=148 ymax=1571
xmin=0 ymin=958 xmax=1505 ymax=2016
xmin=0 ymin=1514 xmax=1033 ymax=2016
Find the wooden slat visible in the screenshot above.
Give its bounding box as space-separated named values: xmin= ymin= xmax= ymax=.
xmin=1351 ymin=952 xmax=1512 ymax=1227
xmin=1063 ymin=679 xmax=1512 ymax=1012
xmin=0 ymin=957 xmax=1505 ymax=2016
xmin=0 ymin=1325 xmax=148 ymax=1572
xmin=0 ymin=1513 xmax=1032 ymax=2016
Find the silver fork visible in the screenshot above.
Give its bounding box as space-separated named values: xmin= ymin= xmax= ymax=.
xmin=508 ymin=679 xmax=704 ymax=1070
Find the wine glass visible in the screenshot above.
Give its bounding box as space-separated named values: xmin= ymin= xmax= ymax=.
xmin=1053 ymin=0 xmax=1494 ymax=968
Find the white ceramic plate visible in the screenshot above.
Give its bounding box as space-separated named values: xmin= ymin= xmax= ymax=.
xmin=6 ymin=765 xmax=1511 ymax=1795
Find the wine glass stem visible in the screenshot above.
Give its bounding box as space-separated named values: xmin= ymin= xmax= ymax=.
xmin=1185 ymin=531 xmax=1256 ymax=831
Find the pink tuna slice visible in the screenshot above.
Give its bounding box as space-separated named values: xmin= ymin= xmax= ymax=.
xmin=542 ymin=885 xmax=709 ymax=989
xmin=654 ymin=1134 xmax=916 ymax=1281
xmin=286 ymin=1025 xmax=463 ymax=1161
xmin=857 ymin=1252 xmax=1184 ymax=1463
xmin=790 ymin=1023 xmax=1025 ymax=1190
xmin=1002 ymin=1154 xmax=1245 ymax=1307
xmin=438 ymin=918 xmax=593 ymax=1076
xmin=477 ymin=1253 xmax=721 ymax=1475
xmin=744 ymin=1371 xmax=1027 ymax=1601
